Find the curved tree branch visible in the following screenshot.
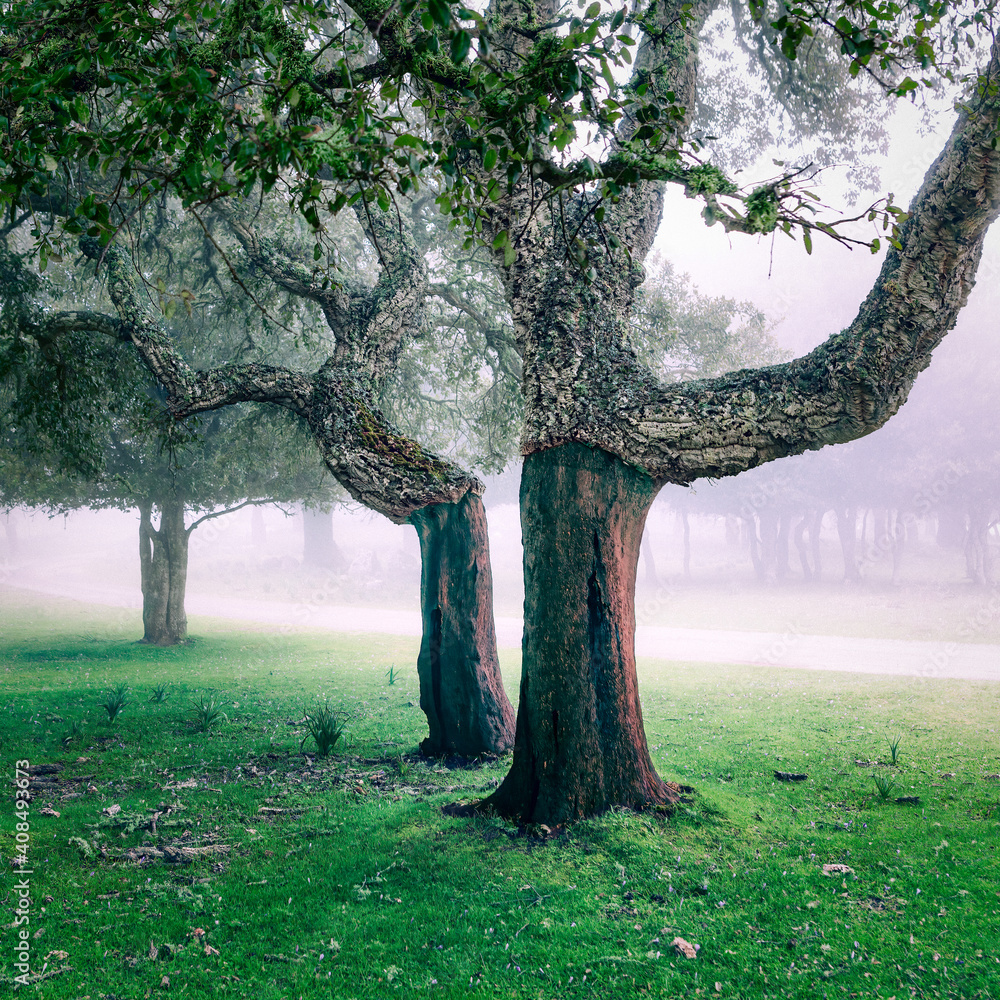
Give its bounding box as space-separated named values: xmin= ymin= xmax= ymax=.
xmin=79 ymin=235 xmax=480 ymax=523
xmin=522 ymin=54 xmax=1000 ymax=483
xmin=27 ymin=309 xmax=128 ymax=343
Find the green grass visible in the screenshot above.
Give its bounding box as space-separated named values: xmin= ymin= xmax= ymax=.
xmin=1 ymin=589 xmax=999 ymax=998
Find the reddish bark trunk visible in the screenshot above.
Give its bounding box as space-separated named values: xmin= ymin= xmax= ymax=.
xmin=483 ymin=444 xmax=682 ymax=824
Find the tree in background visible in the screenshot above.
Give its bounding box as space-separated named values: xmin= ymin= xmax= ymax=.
xmin=0 ymin=237 xmax=331 ymax=644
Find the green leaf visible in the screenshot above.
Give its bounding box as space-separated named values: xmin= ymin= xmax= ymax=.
xmin=585 ymin=2 xmax=601 ymax=18
xmin=427 ymin=0 xmax=451 ymax=28
xmin=450 ymin=29 xmax=471 ymax=63
xmin=802 ymin=229 xmax=812 ymax=255
xmin=492 ymin=230 xmax=508 ymax=250
xmin=869 ymin=237 xmax=881 ymax=254
xmin=483 ymin=147 xmax=498 ymax=171
xmin=503 ymin=245 xmax=515 ymax=267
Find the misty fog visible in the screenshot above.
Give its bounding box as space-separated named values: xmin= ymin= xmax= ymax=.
xmin=3 ymin=92 xmax=1000 ymax=681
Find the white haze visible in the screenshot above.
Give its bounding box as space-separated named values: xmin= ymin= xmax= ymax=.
xmin=3 ymin=99 xmax=1000 ymax=678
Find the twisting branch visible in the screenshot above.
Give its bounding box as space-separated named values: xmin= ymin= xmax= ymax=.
xmin=523 ymin=42 xmax=1000 ymax=482
xmin=26 ymin=310 xmax=128 ymax=344
xmin=79 ymin=235 xmax=481 ymax=523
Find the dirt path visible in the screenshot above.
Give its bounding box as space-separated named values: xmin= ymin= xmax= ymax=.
xmin=6 ymin=581 xmax=999 ymax=682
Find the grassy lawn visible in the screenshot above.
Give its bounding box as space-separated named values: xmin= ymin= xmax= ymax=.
xmin=1 ymin=587 xmax=999 ymax=999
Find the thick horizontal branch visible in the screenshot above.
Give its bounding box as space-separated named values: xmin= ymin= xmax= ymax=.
xmin=522 ymin=43 xmax=1000 ymax=483
xmin=79 ymin=236 xmax=480 ymax=523
xmin=27 ymin=309 xmax=128 ymax=343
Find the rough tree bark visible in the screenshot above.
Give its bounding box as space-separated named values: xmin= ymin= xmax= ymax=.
xmin=138 ymin=498 xmax=189 ymax=645
xmin=486 ymin=444 xmax=682 ymax=822
xmin=480 ymin=0 xmax=1000 ymax=820
xmin=79 ymin=209 xmax=515 ymax=756
xmin=411 ymin=493 xmax=515 ymax=756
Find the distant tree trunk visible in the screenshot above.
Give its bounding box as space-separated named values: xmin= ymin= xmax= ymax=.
xmin=640 ymin=528 xmax=659 ymax=586
xmin=410 ymin=493 xmax=515 ymax=757
xmin=775 ymin=513 xmax=791 ymax=580
xmin=484 ymin=445 xmax=682 ymax=823
xmin=965 ymin=507 xmax=991 ymax=584
xmin=680 ymin=510 xmax=691 ymax=579
xmin=301 ymin=506 xmax=346 ymax=571
xmin=809 ymin=510 xmax=825 ymax=581
xmin=793 ymin=515 xmax=812 ymax=581
xmin=890 ymin=510 xmax=906 ymax=585
xmin=836 ymin=508 xmax=861 ymax=582
xmin=138 ymin=498 xmax=189 ymax=645
xmin=2 ymin=509 xmax=17 ymax=559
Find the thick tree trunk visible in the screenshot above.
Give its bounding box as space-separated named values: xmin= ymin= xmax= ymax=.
xmin=483 ymin=444 xmax=682 ymax=824
xmin=138 ymin=499 xmax=189 ymax=645
xmin=410 ymin=493 xmax=515 ymax=756
xmin=301 ymin=506 xmax=346 ymax=571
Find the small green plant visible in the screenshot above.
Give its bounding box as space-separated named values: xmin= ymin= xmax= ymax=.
xmin=190 ymin=693 xmax=225 ymax=732
xmin=873 ymin=773 xmax=897 ymax=801
xmin=101 ymin=682 xmax=130 ymax=722
xmin=396 ymin=753 xmax=411 ymax=778
xmin=61 ymin=719 xmax=85 ymax=746
xmin=301 ymin=704 xmax=347 ymax=758
xmin=149 ymin=683 xmax=169 ymax=703
xmin=386 ymin=665 xmax=399 ymax=686
xmin=886 ymin=734 xmax=903 ymax=766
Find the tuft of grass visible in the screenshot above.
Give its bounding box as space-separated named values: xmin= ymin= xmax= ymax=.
xmin=189 ymin=693 xmax=225 ymax=732
xmin=149 ymin=682 xmax=169 ymax=703
xmin=886 ymin=733 xmax=903 ymax=766
xmin=386 ymin=664 xmax=399 ymax=686
xmin=873 ymin=772 xmax=897 ymax=800
xmin=302 ymin=703 xmax=347 ymax=757
xmin=101 ymin=681 xmax=130 ymax=722
xmin=61 ymin=719 xmax=85 ymax=746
